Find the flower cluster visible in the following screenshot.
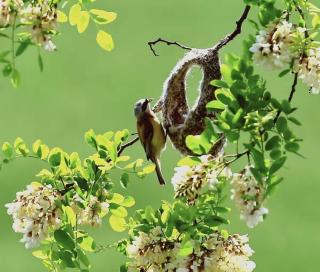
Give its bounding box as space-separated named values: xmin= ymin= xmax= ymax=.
xmin=296 ymin=48 xmax=320 ymax=94
xmin=127 ymin=227 xmax=179 ymax=272
xmin=5 ymin=183 xmax=61 ymax=249
xmin=171 ymin=154 xmax=231 ymax=204
xmin=20 ymin=1 xmax=58 ymax=51
xmin=71 ymin=193 xmax=109 ymax=227
xmin=0 ymin=0 xmax=23 ymax=27
xmin=127 ymin=229 xmax=256 ymax=272
xmin=0 ymin=0 xmax=58 ymax=51
xmin=231 ymin=167 xmax=268 ymax=228
xmin=250 ymin=20 xmax=295 ymax=69
xmin=251 ymin=18 xmax=320 ymax=94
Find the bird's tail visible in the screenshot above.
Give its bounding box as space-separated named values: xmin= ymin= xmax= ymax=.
xmin=154 ymin=158 xmax=166 ymax=185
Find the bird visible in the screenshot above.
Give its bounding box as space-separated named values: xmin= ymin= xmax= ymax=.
xmin=134 ymin=98 xmax=166 ymax=185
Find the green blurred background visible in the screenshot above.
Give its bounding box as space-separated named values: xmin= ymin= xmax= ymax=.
xmin=0 ymin=0 xmax=319 ymax=271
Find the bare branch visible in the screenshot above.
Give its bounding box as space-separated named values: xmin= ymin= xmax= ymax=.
xmin=117 ymin=136 xmax=140 ymax=156
xmin=215 ymin=5 xmax=251 ymax=51
xmin=272 ymin=72 xmax=299 ymax=126
xmin=148 ymin=38 xmax=192 ymax=56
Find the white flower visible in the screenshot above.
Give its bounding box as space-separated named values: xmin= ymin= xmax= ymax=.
xmin=127 ymin=227 xmax=180 ymax=271
xmin=172 ymin=154 xmax=231 ymax=204
xmin=43 ymin=39 xmax=56 ymax=52
xmin=176 ymin=233 xmax=256 ymax=272
xmin=75 ymin=195 xmax=109 ymax=227
xmin=250 ymin=20 xmax=296 ymax=69
xmin=19 ymin=1 xmax=58 ymax=49
xmin=296 ymin=48 xmax=320 ymax=95
xmin=127 ymin=230 xmax=256 ymax=272
xmin=5 ymin=183 xmax=61 ymax=249
xmin=231 ymin=166 xmax=268 ymax=228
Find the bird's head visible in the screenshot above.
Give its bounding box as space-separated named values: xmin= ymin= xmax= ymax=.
xmin=134 ymin=98 xmax=153 ymax=117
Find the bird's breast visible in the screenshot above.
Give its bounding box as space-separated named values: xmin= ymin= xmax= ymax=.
xmin=151 ymin=118 xmax=166 ymax=152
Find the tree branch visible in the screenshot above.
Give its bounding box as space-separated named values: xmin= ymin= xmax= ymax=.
xmin=148 ymin=38 xmax=192 ymax=56
xmin=273 ymin=72 xmax=298 ymax=125
xmin=117 ymin=136 xmax=140 ymax=156
xmin=215 ymin=5 xmax=251 ymax=51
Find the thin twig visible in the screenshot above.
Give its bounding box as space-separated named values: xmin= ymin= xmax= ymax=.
xmin=117 ymin=136 xmax=140 ymax=156
xmin=293 ymin=0 xmax=309 ymax=39
xmin=148 ymin=38 xmax=192 ymax=56
xmin=215 ymin=5 xmax=251 ymax=51
xmin=273 ymin=72 xmax=299 ymax=125
xmin=224 ymin=150 xmax=250 ymax=165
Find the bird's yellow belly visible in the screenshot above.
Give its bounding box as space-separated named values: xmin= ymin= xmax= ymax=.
xmin=151 ymin=121 xmax=165 ymax=153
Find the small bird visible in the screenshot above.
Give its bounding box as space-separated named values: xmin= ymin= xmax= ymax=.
xmin=134 ymin=98 xmax=166 ymax=185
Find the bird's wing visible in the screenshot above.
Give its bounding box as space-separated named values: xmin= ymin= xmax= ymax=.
xmin=138 ymin=115 xmax=154 ymax=160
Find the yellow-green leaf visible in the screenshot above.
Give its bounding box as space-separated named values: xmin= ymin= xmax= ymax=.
xmin=64 ymin=206 xmax=76 ymax=227
xmin=96 ymin=30 xmax=114 ymax=52
xmin=69 ymin=4 xmax=81 ymax=26
xmin=2 ymin=142 xmax=13 ymax=158
xmin=57 ymin=10 xmax=68 ymax=23
xmin=77 ymin=11 xmax=90 ymax=33
xmin=110 ymin=206 xmax=128 ymax=218
xmin=109 ymin=193 xmax=124 ymax=204
xmin=32 ymin=250 xmax=47 ymax=260
xmin=121 ymin=196 xmax=135 ymax=208
xmin=89 ymin=9 xmax=117 ymax=24
xmin=109 ymin=215 xmax=126 ymax=232
xmin=78 ymin=235 xmax=96 ymax=252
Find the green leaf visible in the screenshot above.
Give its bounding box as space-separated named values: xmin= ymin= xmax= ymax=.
xmin=70 ymin=152 xmax=81 ymax=169
xmin=59 ymin=250 xmax=75 ymax=268
xmin=14 ymin=137 xmax=29 ymax=156
xmin=177 ymin=156 xmax=201 ymax=167
xmin=204 ymin=215 xmax=229 ymax=226
xmin=64 ymin=206 xmax=76 ymax=227
xmin=16 ymin=40 xmax=31 ymax=56
xmin=288 ymin=117 xmax=301 ymax=126
xmin=11 ymin=69 xmax=20 ymax=88
xmin=84 ymin=129 xmax=97 ymax=148
xmin=54 ymin=229 xmax=75 ymax=250
xmin=278 ymin=69 xmax=290 ymax=77
xmin=119 ymin=264 xmax=128 ymax=272
xmin=120 ymin=172 xmax=129 ymax=189
xmin=276 ymin=117 xmax=288 ymax=134
xmin=32 ymin=250 xmax=47 ymax=260
xmin=48 ymin=148 xmax=62 ymax=167
xmin=77 ymin=248 xmax=90 ymax=268
xmin=185 ymin=119 xmax=218 ymax=155
xmin=178 ymin=241 xmax=193 ymax=256
xmin=211 ymin=80 xmax=229 ymax=88
xmin=2 ymin=142 xmax=13 ymax=158
xmin=265 ymin=136 xmax=281 ymax=151
xmin=269 ymin=157 xmax=286 ymax=175
xmin=285 ymin=142 xmax=299 ymax=153
xmin=78 ymin=235 xmax=96 ymax=252
xmin=250 ymin=148 xmax=265 ymax=170
xmin=206 ymin=100 xmax=225 ymax=110
xmin=2 ymin=64 xmax=12 ymax=77
xmin=38 ymin=53 xmax=44 ymax=72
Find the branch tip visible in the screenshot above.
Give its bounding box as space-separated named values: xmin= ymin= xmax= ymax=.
xmin=148 ymin=38 xmax=192 ymax=56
